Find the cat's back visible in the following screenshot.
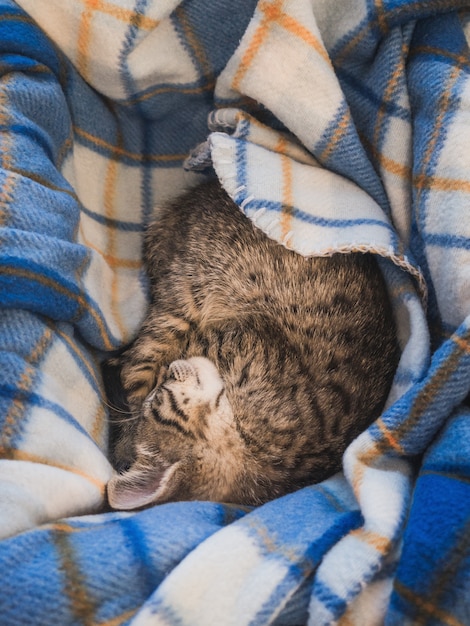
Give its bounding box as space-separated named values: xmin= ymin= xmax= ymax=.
xmin=145 ymin=181 xmax=391 ymax=338
xmin=145 ymin=181 xmax=334 ymax=313
xmin=145 ymin=180 xmax=274 ymax=277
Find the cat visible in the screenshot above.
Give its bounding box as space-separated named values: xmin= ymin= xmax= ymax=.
xmin=104 ymin=179 xmax=400 ymax=510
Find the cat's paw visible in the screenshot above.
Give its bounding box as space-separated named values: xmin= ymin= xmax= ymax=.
xmin=166 ymin=359 xmax=197 ymax=382
xmin=164 ymin=357 xmax=225 ymax=407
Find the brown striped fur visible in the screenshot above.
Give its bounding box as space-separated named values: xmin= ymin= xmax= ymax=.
xmin=106 ymin=180 xmax=399 ymax=509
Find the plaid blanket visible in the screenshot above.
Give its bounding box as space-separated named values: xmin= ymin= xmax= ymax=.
xmin=1 ymin=0 xmax=470 ymax=624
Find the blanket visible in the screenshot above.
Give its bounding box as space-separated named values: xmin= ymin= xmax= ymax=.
xmin=0 ymin=0 xmax=469 ymax=624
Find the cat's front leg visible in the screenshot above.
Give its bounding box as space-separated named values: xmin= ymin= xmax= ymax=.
xmin=119 ymin=313 xmax=192 ymax=408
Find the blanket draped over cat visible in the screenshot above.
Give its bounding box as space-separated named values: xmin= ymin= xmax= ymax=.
xmin=0 ymin=1 xmax=469 ymax=625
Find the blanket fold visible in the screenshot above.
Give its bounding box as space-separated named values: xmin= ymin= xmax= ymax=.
xmin=0 ymin=1 xmax=469 ymax=624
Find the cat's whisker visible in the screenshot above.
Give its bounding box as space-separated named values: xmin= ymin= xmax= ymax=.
xmin=103 ymin=401 xmax=143 ymax=425
xmin=107 ymin=414 xmax=142 ymax=425
xmin=101 ymin=398 xmax=133 ymax=416
xmin=106 ymin=406 xmax=133 ymax=417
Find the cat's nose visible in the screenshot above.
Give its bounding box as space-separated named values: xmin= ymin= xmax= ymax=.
xmin=167 ymin=359 xmax=197 ymax=382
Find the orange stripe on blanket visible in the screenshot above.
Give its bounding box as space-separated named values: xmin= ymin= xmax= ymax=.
xmin=350 ymin=460 xmax=368 ymax=498
xmin=360 ymin=134 xmax=412 ymax=181
xmin=74 ymin=125 xmax=187 ymax=163
xmin=376 ymin=418 xmax=404 ymax=454
xmin=394 ymin=329 xmax=470 ymax=442
xmin=349 ymin=417 xmax=406 ymax=496
xmin=0 ymin=266 xmax=115 ymax=350
xmin=79 ymin=0 xmax=159 ymax=30
xmin=0 ymin=169 xmax=17 ymax=228
xmin=232 ymin=0 xmax=277 ymax=91
xmin=174 ymin=5 xmax=213 ymax=81
xmin=414 ymin=64 xmax=461 ymax=220
xmin=451 ymin=334 xmax=470 ymax=354
xmin=233 ymin=0 xmax=331 ymax=91
xmin=351 ymin=328 xmax=470 ymax=474
xmin=274 ymin=10 xmax=331 ymax=65
xmin=333 ymin=8 xmax=393 ymax=65
xmin=49 ymin=522 xmax=84 ymax=533
xmin=77 ymin=0 xmax=158 ymax=81
xmin=394 ymin=581 xmax=466 ymax=626
xmin=374 ymin=0 xmax=389 ymax=35
xmin=1 ymin=327 xmax=55 ymax=445
xmin=333 ymin=23 xmax=370 ymax=65
xmin=90 ymin=403 xmax=107 ymax=447
xmin=0 ymin=75 xmax=17 ymax=227
xmin=413 ymin=173 xmax=470 ymax=194
xmin=373 ymin=38 xmax=409 ymax=149
xmin=53 ymin=527 xmax=99 ymax=624
xmin=247 ymin=516 xmax=312 ymax=574
xmin=337 ymin=610 xmax=355 ymax=626
xmin=410 ymin=45 xmax=470 ymax=70
xmin=98 ymin=608 xmax=140 ymax=626
xmin=4 ymin=165 xmax=79 ymax=200
xmin=350 ymin=527 xmax=392 ymax=554
xmin=0 ymin=447 xmax=107 ymax=493
xmin=125 ymin=79 xmax=216 ymax=105
xmin=319 ymin=108 xmax=351 ymax=163
xmin=103 ymin=129 xmax=127 ymax=340
xmin=349 ymin=439 xmax=388 ymax=497
xmin=78 ymin=228 xmax=143 ymax=271
xmin=276 ymin=136 xmax=294 ymax=241
xmin=77 ymin=4 xmax=93 ymax=81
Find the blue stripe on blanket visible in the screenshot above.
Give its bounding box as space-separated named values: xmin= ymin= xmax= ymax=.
xmin=1 ymin=256 xmax=89 ymax=316
xmin=1 ymin=1 xmax=470 ymax=625
xmin=0 ymin=254 xmax=122 ymax=350
xmin=0 ymin=310 xmax=55 ymax=441
xmin=329 ymin=0 xmax=470 ymax=64
xmin=0 ymin=5 xmax=61 ymax=74
xmin=314 ymin=102 xmax=391 ymax=212
xmin=131 ymin=477 xmax=361 ymax=625
xmin=244 ymin=196 xmax=400 ymax=234
xmin=405 ymin=13 xmax=470 ymax=330
xmin=0 ymin=387 xmax=95 ymax=448
xmin=251 ymin=487 xmax=363 ymax=623
xmin=0 ymin=501 xmax=249 ymax=626
xmin=171 ymin=0 xmax=259 ymax=78
xmin=337 ymin=68 xmax=411 ymax=123
xmin=118 ymin=0 xmax=149 ymax=102
xmin=388 ymin=406 xmax=470 ymax=625
xmin=424 ymin=232 xmax=470 ymax=250
xmin=374 ymin=322 xmax=470 ymax=454
xmin=79 ymin=204 xmax=144 ymax=232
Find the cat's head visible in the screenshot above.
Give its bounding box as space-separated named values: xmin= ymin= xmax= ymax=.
xmin=107 ymin=356 xmax=271 ymax=509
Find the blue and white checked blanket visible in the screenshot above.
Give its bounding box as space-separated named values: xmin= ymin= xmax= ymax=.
xmin=1 ymin=1 xmax=470 ymax=624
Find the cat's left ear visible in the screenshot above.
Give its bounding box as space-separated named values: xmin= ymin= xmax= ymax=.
xmin=107 ymin=462 xmax=181 ymax=510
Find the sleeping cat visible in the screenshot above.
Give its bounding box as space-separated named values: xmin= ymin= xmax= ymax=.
xmin=105 ymin=179 xmax=400 ymax=510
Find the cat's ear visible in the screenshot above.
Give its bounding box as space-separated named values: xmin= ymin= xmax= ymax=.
xmin=107 ymin=462 xmax=181 ymax=510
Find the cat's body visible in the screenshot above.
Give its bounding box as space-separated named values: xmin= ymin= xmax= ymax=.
xmin=106 ymin=180 xmax=400 ymax=510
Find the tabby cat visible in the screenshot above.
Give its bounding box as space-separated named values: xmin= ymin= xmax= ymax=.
xmin=105 ymin=180 xmax=399 ymax=510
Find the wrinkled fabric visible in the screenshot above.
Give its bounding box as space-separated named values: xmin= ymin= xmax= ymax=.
xmin=0 ymin=1 xmax=469 ymax=624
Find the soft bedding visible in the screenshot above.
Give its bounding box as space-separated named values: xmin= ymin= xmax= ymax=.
xmin=0 ymin=1 xmax=469 ymax=624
